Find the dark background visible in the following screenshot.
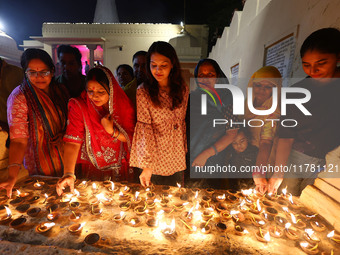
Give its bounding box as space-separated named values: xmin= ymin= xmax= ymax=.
xmin=0 ymin=0 xmax=243 ymax=51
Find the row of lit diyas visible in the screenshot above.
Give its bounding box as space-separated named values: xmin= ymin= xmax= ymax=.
xmin=0 ymin=179 xmax=339 ymax=253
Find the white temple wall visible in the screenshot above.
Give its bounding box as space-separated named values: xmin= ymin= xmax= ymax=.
xmin=209 ymin=0 xmax=340 ymax=92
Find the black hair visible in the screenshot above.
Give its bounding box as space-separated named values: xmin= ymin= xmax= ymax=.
xmin=132 ymin=50 xmax=147 ymax=61
xmin=300 ymin=27 xmax=340 ymax=58
xmin=116 ymin=64 xmax=134 ymax=78
xmin=85 ymin=67 xmax=110 ymax=93
xmin=57 ymin=45 xmax=82 ymax=66
xmin=237 ymin=127 xmax=252 ymax=141
xmin=145 ymin=41 xmax=185 ymax=109
xmin=21 ymin=48 xmax=55 ymax=73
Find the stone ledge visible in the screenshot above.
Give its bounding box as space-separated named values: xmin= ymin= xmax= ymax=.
xmin=300 ymin=183 xmax=340 ymax=232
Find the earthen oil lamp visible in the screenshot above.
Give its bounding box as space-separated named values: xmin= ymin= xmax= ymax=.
xmin=70 ymin=211 xmax=82 ymax=222
xmin=68 ymin=222 xmax=85 ymax=233
xmin=299 ymin=209 xmax=317 ymax=221
xmin=61 ymin=192 xmax=73 ymax=203
xmin=179 ymin=218 xmax=197 ymax=233
xmin=200 ymin=220 xmax=212 ymax=234
xmin=202 ymin=207 xmax=214 ymax=221
xmin=277 ymin=198 xmax=289 ymax=207
xmin=310 ymin=220 xmax=326 ymax=232
xmin=191 ymin=188 xmax=201 ymax=197
xmin=84 ymin=233 xmax=100 ymax=245
xmin=160 ymin=196 xmax=170 ymax=207
xmin=161 ymin=185 xmax=171 ymax=192
xmin=16 ymin=204 xmax=30 ymax=213
xmin=131 ymin=191 xmax=142 ymax=205
xmin=304 ymin=228 xmax=320 ymax=244
xmin=173 ymin=202 xmax=188 ymax=212
xmin=255 ymin=228 xmax=271 ymax=243
xmin=205 ymin=188 xmax=215 ymax=195
xmin=176 ymin=183 xmax=186 ymax=195
xmin=46 ymin=203 xmax=58 ymax=212
xmin=0 ymin=206 xmax=12 ymax=222
xmin=108 ymin=182 xmax=119 ymax=193
xmin=118 ymin=191 xmax=130 ymax=201
xmin=261 ymin=212 xmax=274 ymax=222
xmin=47 ymin=210 xmax=59 ymax=221
xmin=220 ymin=211 xmax=232 ymax=222
xmin=36 ymin=222 xmax=55 ymax=233
xmin=9 ymin=216 xmax=26 ymax=229
xmin=27 ymin=195 xmax=40 ymax=204
xmin=265 ymin=207 xmax=278 ymax=216
xmin=269 ymin=225 xmax=284 ymax=238
xmin=76 ymin=180 xmax=88 ymax=190
xmin=284 ymin=223 xmax=300 ymax=240
xmin=146 ymin=216 xmax=158 ymax=227
xmin=238 ymin=199 xmax=250 ymax=213
xmin=288 ymin=194 xmax=302 ymax=210
xmin=249 ymin=199 xmax=262 ymax=214
xmin=145 ymin=199 xmax=156 ymax=209
xmin=227 ymin=195 xmax=238 ymax=203
xmin=27 ymin=207 xmax=41 ymax=217
xmin=265 ymin=192 xmax=278 ymax=201
xmin=121 ymin=185 xmax=130 ymax=194
xmin=119 ymin=201 xmax=131 ymax=211
xmin=262 ymin=200 xmax=274 ymax=207
xmin=33 ymin=180 xmax=44 ymax=190
xmin=46 ymin=195 xmax=57 ymax=204
xmin=16 ymin=189 xmax=30 ymax=198
xmin=327 ymin=230 xmax=340 ymax=244
xmin=216 ymin=202 xmax=229 ymax=212
xmin=69 ymin=201 xmax=80 ymax=210
xmin=91 ymin=182 xmax=99 ymax=194
xmin=216 ymin=222 xmax=227 ymax=232
xmin=275 ymin=215 xmax=288 ymax=227
xmin=201 ymin=195 xmax=211 ymax=204
xmin=113 ymin=211 xmax=125 ymax=222
xmin=250 ymin=214 xmax=267 ymax=227
xmin=290 ymin=212 xmax=306 ymax=229
xmin=96 ymin=193 xmax=112 ymax=206
xmin=134 ymin=204 xmax=147 ymax=215
xmin=234 ymin=225 xmax=249 ymax=236
xmin=10 ymin=197 xmax=24 ymax=206
xmin=160 ymin=218 xmax=176 ymax=238
xmin=230 ymin=210 xmax=245 ymax=223
xmin=91 ymin=205 xmax=102 ymax=216
xmin=299 ymin=241 xmax=319 ymax=255
xmin=146 ymin=189 xmax=156 ymax=200
xmin=88 ymin=196 xmax=99 ymax=206
xmin=227 ymin=189 xmax=239 ymax=196
xmin=215 ymin=193 xmax=226 ymax=203
xmin=128 ymin=216 xmax=141 ymax=227
xmin=103 ymin=179 xmax=112 ymax=188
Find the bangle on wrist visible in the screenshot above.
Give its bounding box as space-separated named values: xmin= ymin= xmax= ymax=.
xmin=7 ymin=163 xmax=22 ymax=169
xmin=62 ymin=173 xmax=76 ymax=181
xmin=211 ymin=145 xmax=218 ymax=156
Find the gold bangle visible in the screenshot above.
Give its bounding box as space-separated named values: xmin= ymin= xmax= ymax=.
xmin=62 ymin=173 xmax=76 ymax=181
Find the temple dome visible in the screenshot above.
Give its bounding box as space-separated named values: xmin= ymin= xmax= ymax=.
xmin=0 ymin=30 xmax=22 ymax=66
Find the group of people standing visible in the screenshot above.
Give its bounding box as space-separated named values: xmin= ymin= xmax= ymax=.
xmin=0 ymin=27 xmax=339 ymax=198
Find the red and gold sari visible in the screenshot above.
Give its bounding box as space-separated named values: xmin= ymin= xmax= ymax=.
xmin=64 ymin=66 xmax=135 ymax=181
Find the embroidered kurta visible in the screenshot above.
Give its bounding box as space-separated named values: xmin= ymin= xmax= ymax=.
xmin=130 ymin=85 xmax=189 ymax=176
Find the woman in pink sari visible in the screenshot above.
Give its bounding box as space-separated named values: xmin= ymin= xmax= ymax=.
xmin=57 ymin=66 xmax=135 ymax=195
xmin=0 ymin=48 xmax=69 ymax=197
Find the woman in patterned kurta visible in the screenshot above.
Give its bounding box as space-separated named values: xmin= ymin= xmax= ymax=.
xmin=0 ymin=49 xmax=69 ymax=198
xmin=130 ymin=41 xmax=189 ymax=187
xmin=56 ymin=66 xmax=135 ymax=195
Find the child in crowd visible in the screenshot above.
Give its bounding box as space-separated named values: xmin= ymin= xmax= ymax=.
xmin=226 ymin=128 xmax=258 ymax=190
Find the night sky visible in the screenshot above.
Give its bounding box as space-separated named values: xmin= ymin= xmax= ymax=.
xmin=0 ymin=0 xmax=242 ymax=47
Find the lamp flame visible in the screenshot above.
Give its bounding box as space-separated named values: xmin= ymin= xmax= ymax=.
xmin=327 ymin=230 xmax=335 ymax=238
xmin=264 ymin=231 xmax=271 ymax=242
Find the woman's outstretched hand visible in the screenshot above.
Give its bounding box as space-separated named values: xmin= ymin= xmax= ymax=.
xmin=56 ymin=176 xmax=75 ymax=196
xmin=139 ymin=168 xmax=152 ymax=187
xmin=253 ymin=176 xmax=268 ymax=194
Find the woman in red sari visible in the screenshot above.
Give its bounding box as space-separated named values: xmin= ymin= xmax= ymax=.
xmin=57 ymin=66 xmax=135 ymax=195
